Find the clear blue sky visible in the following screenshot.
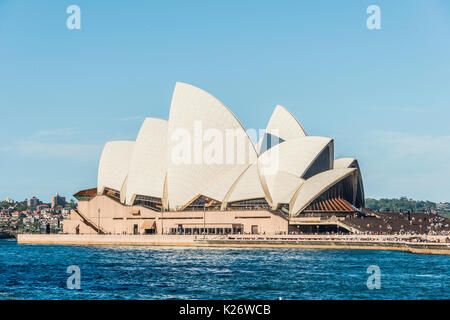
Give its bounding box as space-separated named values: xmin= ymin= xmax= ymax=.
xmin=1 ymin=0 xmax=450 ymax=203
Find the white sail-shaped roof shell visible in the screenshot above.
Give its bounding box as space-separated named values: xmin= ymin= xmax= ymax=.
xmin=264 ymin=171 xmax=305 ymax=209
xmin=334 ymin=158 xmax=365 ymax=207
xmin=93 ymin=82 xmax=365 ymax=214
xmin=97 ymin=141 xmax=135 ymax=195
xmin=258 ymin=136 xmax=333 ymax=178
xmin=200 ymin=164 xmax=249 ymax=203
xmin=266 ymin=105 xmax=307 ymax=141
xmin=167 ymin=82 xmax=257 ymax=210
xmin=289 ymin=168 xmax=357 ymax=216
xmin=125 ymin=118 xmax=168 ymax=205
xmin=224 ymin=163 xmax=266 ymax=203
xmin=334 ymin=158 xmax=357 ymax=169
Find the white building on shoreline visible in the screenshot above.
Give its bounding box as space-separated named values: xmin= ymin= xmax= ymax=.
xmin=65 ymin=82 xmax=364 ymax=235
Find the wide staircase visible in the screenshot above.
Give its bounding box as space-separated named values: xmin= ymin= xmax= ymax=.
xmin=289 ymin=216 xmax=360 ymax=233
xmin=73 ymin=209 xmax=106 ymax=234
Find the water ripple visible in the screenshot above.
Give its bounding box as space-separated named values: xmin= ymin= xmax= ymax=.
xmin=0 ymin=240 xmax=449 ymax=299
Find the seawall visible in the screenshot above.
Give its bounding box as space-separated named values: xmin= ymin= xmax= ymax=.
xmin=16 ymin=234 xmax=450 ymax=255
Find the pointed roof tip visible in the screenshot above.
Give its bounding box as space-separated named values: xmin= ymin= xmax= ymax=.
xmin=274 ymin=104 xmax=296 ymax=118
xmin=172 ymin=81 xmax=215 ymax=99
xmin=267 ymin=104 xmax=308 ymax=138
xmin=104 ymin=139 xmax=135 ymax=146
xmin=174 ymin=81 xmax=205 ymax=92
xmin=273 ymin=105 xmax=296 ymax=120
xmin=167 ymin=81 xmax=258 ymax=209
xmin=336 ymin=157 xmax=357 ymax=162
xmin=334 ymin=158 xmax=360 ymax=171
xmin=275 ymin=104 xmax=289 ymax=112
xmin=142 ymin=117 xmax=168 ymax=124
xmin=138 ymin=118 xmax=168 ymax=138
xmin=173 ymin=82 xmax=197 ymax=94
xmin=174 ymin=81 xmax=189 ymax=87
xmin=170 ymin=81 xmax=258 ymax=156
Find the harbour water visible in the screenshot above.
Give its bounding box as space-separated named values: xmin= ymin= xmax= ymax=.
xmin=0 ymin=239 xmax=448 ymax=300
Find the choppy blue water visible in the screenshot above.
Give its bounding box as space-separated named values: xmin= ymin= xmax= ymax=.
xmin=0 ymin=239 xmax=448 ymax=300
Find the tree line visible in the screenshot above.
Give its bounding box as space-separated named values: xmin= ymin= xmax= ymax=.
xmin=365 ymin=197 xmax=449 ymax=213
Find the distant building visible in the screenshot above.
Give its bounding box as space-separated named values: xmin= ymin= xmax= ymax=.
xmin=4 ymin=197 xmax=14 ymax=204
xmin=0 ymin=210 xmax=11 ymax=222
xmin=23 ymin=217 xmax=34 ymax=224
xmin=27 ymin=196 xmax=40 ymax=210
xmin=51 ymin=193 xmax=66 ymax=208
xmin=37 ymin=204 xmax=49 ymax=210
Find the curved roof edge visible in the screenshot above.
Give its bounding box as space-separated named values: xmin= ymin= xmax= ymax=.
xmin=125 ymin=118 xmax=168 ymax=205
xmin=265 ymin=105 xmax=307 ymax=140
xmin=264 ymin=171 xmax=305 ymax=209
xmin=167 ymin=82 xmax=258 ymax=209
xmin=334 ymin=158 xmax=365 ymax=207
xmin=222 ymin=163 xmax=267 ymax=204
xmin=289 ymin=168 xmax=357 ymax=216
xmin=334 ymin=158 xmax=357 ymax=169
xmin=300 ymin=138 xmax=334 ymax=179
xmin=172 ymin=82 xmax=258 ymax=156
xmin=258 ymin=136 xmax=333 ymax=179
xmin=202 ymin=164 xmax=250 ymax=204
xmin=97 ymin=140 xmax=135 ymax=196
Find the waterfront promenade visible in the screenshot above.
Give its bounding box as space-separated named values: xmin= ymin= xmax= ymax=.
xmin=17 ymin=234 xmax=450 ymax=255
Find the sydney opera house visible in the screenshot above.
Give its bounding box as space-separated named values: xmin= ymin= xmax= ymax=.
xmin=64 ymin=83 xmax=365 ymax=235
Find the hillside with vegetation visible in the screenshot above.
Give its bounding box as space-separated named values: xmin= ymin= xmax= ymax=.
xmin=0 ymin=200 xmax=27 ymax=212
xmin=365 ymin=197 xmax=450 ymax=216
